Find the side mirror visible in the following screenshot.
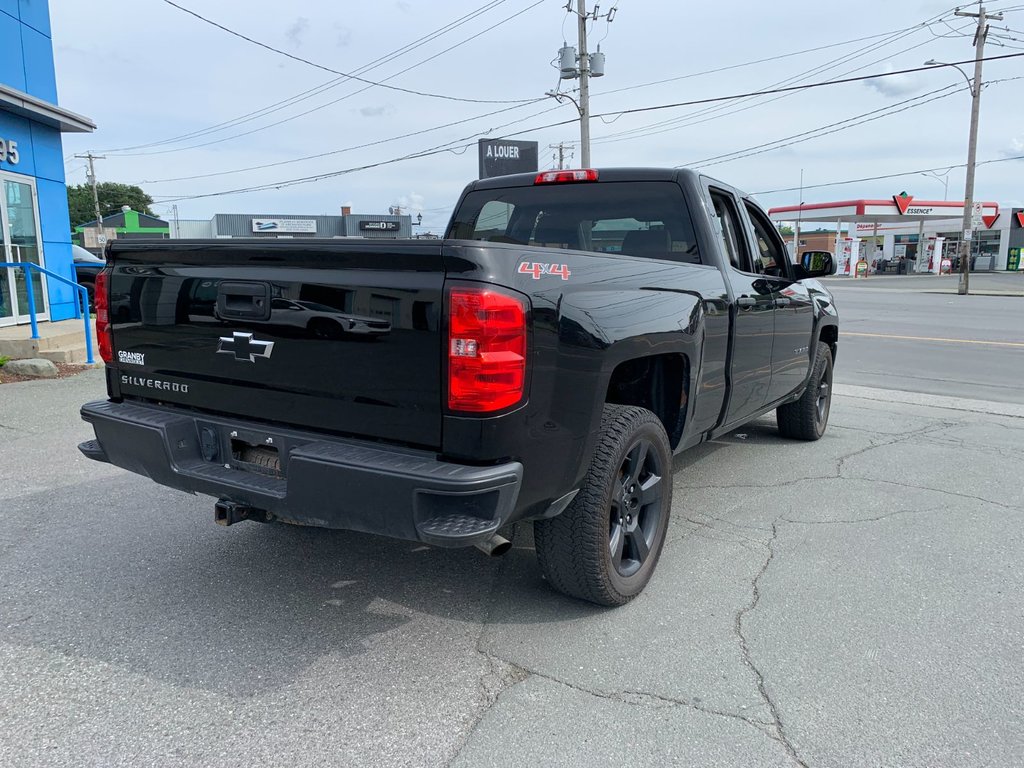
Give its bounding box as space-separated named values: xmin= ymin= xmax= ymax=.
xmin=799 ymin=250 xmax=835 ymax=278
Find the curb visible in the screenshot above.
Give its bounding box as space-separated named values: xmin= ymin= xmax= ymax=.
xmin=834 ymin=383 xmax=1024 ymax=419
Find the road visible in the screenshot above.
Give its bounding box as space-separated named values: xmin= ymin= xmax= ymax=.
xmin=827 ymin=274 xmax=1024 ymax=404
xmin=2 ymin=288 xmax=1023 ymax=767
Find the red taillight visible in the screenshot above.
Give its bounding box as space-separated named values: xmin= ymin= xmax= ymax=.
xmin=94 ymin=270 xmax=113 ymax=364
xmin=534 ymin=169 xmax=599 ymax=184
xmin=448 ymin=287 xmax=527 ymax=413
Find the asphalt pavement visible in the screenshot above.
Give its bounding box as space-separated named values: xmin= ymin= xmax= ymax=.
xmin=2 ymin=294 xmax=1023 ymax=766
xmin=826 ymin=273 xmax=1024 ymax=404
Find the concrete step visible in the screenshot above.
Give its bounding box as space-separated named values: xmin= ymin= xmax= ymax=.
xmin=0 ymin=331 xmax=87 ymax=359
xmin=0 ymin=319 xmax=99 ymax=366
xmin=38 ymin=346 xmax=100 ymax=365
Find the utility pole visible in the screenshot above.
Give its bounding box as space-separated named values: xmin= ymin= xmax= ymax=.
xmin=576 ymin=0 xmax=591 ymax=168
xmin=549 ymin=142 xmax=571 ymax=169
xmin=551 ymin=2 xmax=611 ymax=168
xmin=75 ymin=151 xmax=106 ymax=247
xmin=952 ymin=2 xmax=1002 ymax=295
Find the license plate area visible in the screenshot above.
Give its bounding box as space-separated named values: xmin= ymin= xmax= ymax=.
xmin=196 ymin=420 xmax=305 ymax=478
xmin=231 ymin=439 xmax=281 ymax=478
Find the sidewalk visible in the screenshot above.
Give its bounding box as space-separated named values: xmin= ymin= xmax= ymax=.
xmin=823 ymin=271 xmax=1024 ymax=296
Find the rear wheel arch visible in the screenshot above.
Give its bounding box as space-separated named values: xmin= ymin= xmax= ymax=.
xmin=605 ymin=352 xmax=689 ymax=450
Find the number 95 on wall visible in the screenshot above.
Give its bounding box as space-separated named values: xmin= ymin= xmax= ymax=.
xmin=0 ymin=138 xmax=20 ymax=165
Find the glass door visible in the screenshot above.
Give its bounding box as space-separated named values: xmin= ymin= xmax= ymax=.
xmin=0 ymin=173 xmax=48 ymax=326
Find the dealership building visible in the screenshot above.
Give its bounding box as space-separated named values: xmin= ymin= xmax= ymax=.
xmin=1 ymin=0 xmax=94 ymax=329
xmin=172 ymin=208 xmax=416 ymax=240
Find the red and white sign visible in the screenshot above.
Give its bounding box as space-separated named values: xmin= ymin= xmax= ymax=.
xmin=1016 ymin=211 xmax=1024 ymax=227
xmin=893 ymin=193 xmax=914 ymax=215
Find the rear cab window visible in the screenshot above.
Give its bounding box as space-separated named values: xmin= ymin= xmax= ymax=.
xmin=449 ymin=181 xmax=703 ymax=265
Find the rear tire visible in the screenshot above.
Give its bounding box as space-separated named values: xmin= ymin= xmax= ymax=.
xmin=776 ymin=341 xmax=833 ymax=441
xmin=534 ymin=404 xmax=672 ymax=607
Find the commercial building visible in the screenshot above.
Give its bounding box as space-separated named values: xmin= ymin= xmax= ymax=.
xmin=1 ymin=0 xmax=94 ymax=328
xmin=171 ymin=208 xmax=416 ymax=240
xmin=75 ymin=206 xmax=170 ymax=253
xmin=769 ymin=195 xmax=1024 ymax=273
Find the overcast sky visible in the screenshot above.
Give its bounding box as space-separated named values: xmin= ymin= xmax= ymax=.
xmin=52 ymin=0 xmax=1024 ymax=231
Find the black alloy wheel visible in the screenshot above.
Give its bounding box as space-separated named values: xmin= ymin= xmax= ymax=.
xmin=777 ymin=341 xmax=834 ymax=441
xmin=534 ymin=404 xmax=673 ymax=606
xmin=609 ymin=438 xmax=664 ymax=578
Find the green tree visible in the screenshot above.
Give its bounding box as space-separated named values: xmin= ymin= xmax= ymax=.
xmin=67 ymin=182 xmax=155 ymax=227
xmin=776 ymin=224 xmax=794 ymax=236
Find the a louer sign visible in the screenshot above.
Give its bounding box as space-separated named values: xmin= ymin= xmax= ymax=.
xmin=478 ymin=139 xmax=539 ymax=180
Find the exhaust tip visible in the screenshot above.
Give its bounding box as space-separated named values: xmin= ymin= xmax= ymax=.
xmin=475 ymin=533 xmax=512 ymax=557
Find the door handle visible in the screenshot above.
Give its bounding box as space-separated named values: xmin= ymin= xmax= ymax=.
xmin=736 ymin=296 xmax=757 ymax=309
xmin=774 ymin=297 xmax=791 ymax=307
xmin=216 ymin=281 xmax=272 ymax=321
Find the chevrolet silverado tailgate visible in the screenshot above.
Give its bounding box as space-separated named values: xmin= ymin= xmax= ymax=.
xmin=105 ymin=239 xmax=445 ymax=448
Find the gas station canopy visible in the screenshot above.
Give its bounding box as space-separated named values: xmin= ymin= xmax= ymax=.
xmin=768 ymin=195 xmax=1000 ymax=226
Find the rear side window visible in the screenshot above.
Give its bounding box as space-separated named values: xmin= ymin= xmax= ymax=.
xmin=449 ymin=181 xmax=702 ymax=264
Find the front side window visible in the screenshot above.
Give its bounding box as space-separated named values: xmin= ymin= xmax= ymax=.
xmin=709 ymin=190 xmax=751 ymax=272
xmin=449 ymin=181 xmax=702 ymax=265
xmin=744 ymin=202 xmax=789 ymax=278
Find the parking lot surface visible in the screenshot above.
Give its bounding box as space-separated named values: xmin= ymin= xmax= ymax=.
xmin=2 ymin=369 xmax=1021 ymax=767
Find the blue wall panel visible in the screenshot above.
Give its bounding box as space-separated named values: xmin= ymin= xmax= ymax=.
xmin=21 ymin=23 xmax=56 ymax=102
xmin=35 ymin=175 xmax=69 ymax=244
xmin=0 ymin=12 xmax=27 ymax=92
xmin=42 ymin=240 xmax=75 ymax=321
xmin=35 ymin=166 xmax=74 ymax=320
xmin=29 ymin=121 xmax=62 ymax=182
xmin=18 ymin=0 xmax=51 ymax=37
xmin=0 ymin=111 xmax=36 ymax=177
xmin=2 ymin=0 xmax=82 ymax=325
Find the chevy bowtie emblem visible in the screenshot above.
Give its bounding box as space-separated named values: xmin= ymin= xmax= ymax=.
xmin=217 ymin=331 xmax=274 ymax=362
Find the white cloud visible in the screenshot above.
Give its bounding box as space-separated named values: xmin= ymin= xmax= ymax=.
xmin=358 ymin=105 xmax=393 ymax=118
xmin=285 ymin=17 xmax=309 ymax=48
xmin=864 ymin=63 xmax=921 ymax=97
xmin=396 ymin=193 xmax=425 ymax=214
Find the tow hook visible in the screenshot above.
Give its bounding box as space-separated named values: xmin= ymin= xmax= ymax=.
xmin=214 ymin=499 xmax=268 ymax=526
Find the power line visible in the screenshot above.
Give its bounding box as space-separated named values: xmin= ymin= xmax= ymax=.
xmin=161 ymin=0 xmax=539 ymax=105
xmin=590 ymin=52 xmax=1024 ymax=123
xmin=679 ymin=83 xmax=966 ymax=169
xmin=139 ymin=101 xmax=559 ymax=184
xmin=593 ymin=19 xmax=960 ymax=99
xmin=150 ymin=55 xmax=1024 ymax=204
xmin=590 ymin=16 xmax=972 ymax=146
xmin=116 ymin=1 xmax=547 ymax=157
xmin=103 ymin=0 xmax=516 ymax=153
xmin=752 ymin=154 xmax=1024 ymax=196
xmin=689 ymin=75 xmax=1024 ymax=170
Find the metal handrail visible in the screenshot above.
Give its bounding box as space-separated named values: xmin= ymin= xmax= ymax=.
xmin=0 ymin=261 xmax=95 ymax=365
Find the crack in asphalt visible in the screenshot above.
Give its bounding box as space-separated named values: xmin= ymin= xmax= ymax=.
xmin=856 ymin=478 xmax=1021 ymax=512
xmin=782 ymin=504 xmax=949 ymax=525
xmin=445 ymin=547 xmax=528 ymax=768
xmin=735 ymin=517 xmax=811 ymax=768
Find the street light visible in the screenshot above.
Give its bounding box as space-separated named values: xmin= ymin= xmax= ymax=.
xmin=924 ymin=56 xmax=984 ymax=294
xmin=920 ymin=169 xmax=952 ymax=200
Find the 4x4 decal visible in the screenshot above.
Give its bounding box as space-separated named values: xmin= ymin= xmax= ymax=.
xmin=518 ymin=262 xmax=572 ymax=280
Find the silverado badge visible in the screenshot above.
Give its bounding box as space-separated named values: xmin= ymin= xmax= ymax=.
xmin=217 ymin=332 xmax=274 ymax=363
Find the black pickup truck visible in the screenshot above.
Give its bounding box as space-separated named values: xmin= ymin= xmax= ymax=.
xmin=80 ymin=168 xmax=838 ymax=606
